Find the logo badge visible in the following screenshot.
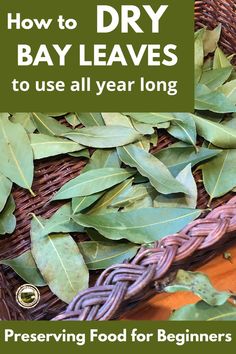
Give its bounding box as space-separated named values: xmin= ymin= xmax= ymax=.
xmin=16 ymin=284 xmax=40 ymax=309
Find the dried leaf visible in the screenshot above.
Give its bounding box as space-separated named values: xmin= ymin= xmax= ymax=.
xmin=78 ymin=112 xmax=104 ymax=126
xmin=154 ymin=164 xmax=197 ymax=208
xmin=165 ymin=270 xmax=230 ymax=306
xmin=193 ymin=114 xmax=236 ymax=148
xmin=52 ymin=168 xmax=135 ymax=200
xmin=0 ymin=196 xmax=16 ymax=235
xmin=32 ymin=112 xmax=71 ymax=136
xmin=74 ymin=208 xmax=201 ymax=244
xmin=0 ymin=173 xmax=12 ymax=213
xmin=31 ymin=215 xmax=89 ymax=303
xmin=155 ymin=143 xmax=221 ymax=176
xmin=203 ymin=25 xmax=221 ymax=56
xmin=10 ymin=113 xmax=36 ymax=133
xmin=168 ymin=113 xmax=197 ymax=147
xmin=78 ymin=241 xmax=139 ymax=270
xmin=0 ymin=251 xmax=46 ymax=286
xmin=169 ymin=301 xmax=236 ymax=321
xmin=202 ymin=149 xmax=236 ymax=204
xmin=30 ymin=133 xmax=84 ymax=159
xmin=65 ymin=126 xmax=141 ymax=148
xmin=117 ymin=145 xmax=189 ymax=194
xmin=0 ymin=118 xmax=34 ymax=194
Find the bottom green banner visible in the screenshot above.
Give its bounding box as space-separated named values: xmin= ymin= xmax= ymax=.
xmin=0 ymin=321 xmax=235 ymax=354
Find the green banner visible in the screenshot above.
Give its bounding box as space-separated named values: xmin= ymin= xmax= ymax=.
xmin=0 ymin=0 xmax=194 ymax=111
xmin=0 ymin=321 xmax=235 ymax=353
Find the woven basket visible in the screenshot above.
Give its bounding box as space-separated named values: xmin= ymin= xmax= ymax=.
xmin=0 ymin=0 xmax=236 ymax=321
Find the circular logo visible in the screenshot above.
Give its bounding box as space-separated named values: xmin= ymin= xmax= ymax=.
xmin=16 ymin=284 xmax=40 ymax=309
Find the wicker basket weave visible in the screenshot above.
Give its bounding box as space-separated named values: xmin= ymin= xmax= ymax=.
xmin=0 ymin=0 xmax=236 ymax=321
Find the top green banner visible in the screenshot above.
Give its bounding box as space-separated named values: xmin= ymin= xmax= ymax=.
xmin=0 ymin=0 xmax=194 ymax=111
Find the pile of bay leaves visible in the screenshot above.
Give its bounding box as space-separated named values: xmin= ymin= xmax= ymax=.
xmin=0 ymin=26 xmax=236 ymax=320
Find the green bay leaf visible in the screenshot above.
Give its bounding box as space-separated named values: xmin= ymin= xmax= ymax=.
xmin=87 ymin=179 xmax=133 ymax=215
xmin=0 ymin=196 xmax=16 ymax=236
xmin=200 ymin=67 xmax=232 ymax=91
xmin=78 ymin=112 xmax=104 ymax=127
xmin=52 ymin=168 xmax=134 ymax=200
xmin=193 ymin=114 xmax=236 ymax=148
xmin=10 ymin=113 xmax=36 ymax=133
xmin=78 ymin=241 xmax=139 ymax=270
xmin=32 ymin=112 xmax=71 ymax=136
xmin=73 ymin=208 xmax=201 ymax=244
xmin=0 ymin=118 xmax=34 ymax=194
xmin=0 ymin=173 xmax=12 ymax=212
xmin=31 ymin=215 xmax=89 ymax=303
xmin=117 ymin=145 xmax=188 ymax=195
xmin=30 ymin=133 xmax=84 ymax=159
xmin=123 ymin=112 xmax=174 ymax=125
xmin=168 ymin=113 xmax=197 ymax=147
xmin=64 ymin=126 xmax=141 ymax=148
xmin=169 ymin=301 xmax=236 ymax=321
xmin=154 ymin=164 xmax=197 ymax=209
xmin=202 ymin=149 xmax=236 ymax=203
xmin=0 ymin=250 xmax=46 ymax=286
xmin=165 ymin=270 xmax=230 ymax=306
xmin=155 ymin=143 xmax=221 ymax=176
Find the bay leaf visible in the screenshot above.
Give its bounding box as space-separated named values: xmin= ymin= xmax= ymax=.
xmin=168 ymin=113 xmax=197 ymax=147
xmin=192 ymin=114 xmax=236 ymax=148
xmin=74 ymin=208 xmax=201 ymax=244
xmin=52 ymin=168 xmax=135 ymax=200
xmin=46 ymin=112 xmax=68 ymax=117
xmin=130 ymin=118 xmax=154 ymax=135
xmin=200 ymin=67 xmax=232 ymax=91
xmin=102 ymin=112 xmax=154 ymax=135
xmin=78 ymin=112 xmax=104 ymax=126
xmin=10 ymin=113 xmax=36 ymax=133
xmin=83 ymin=149 xmax=120 ymax=173
xmin=194 ymin=29 xmax=204 ymax=83
xmin=78 ymin=241 xmax=139 ymax=270
xmin=87 ymin=179 xmax=133 ymax=215
xmin=110 ymin=183 xmax=156 ymax=209
xmin=32 ymin=112 xmax=71 ymax=136
xmin=165 ymin=270 xmax=230 ymax=306
xmin=69 ymin=149 xmax=90 ymax=158
xmin=117 ymin=145 xmax=188 ymax=195
xmin=0 ymin=118 xmax=34 ymax=194
xmin=31 ymin=215 xmax=89 ymax=303
xmin=102 ymin=112 xmax=133 ymax=127
xmin=64 ymin=126 xmax=141 ymax=148
xmin=203 ymin=25 xmax=221 ymax=56
xmin=0 ymin=173 xmax=12 ymax=212
xmin=72 ymin=149 xmax=120 ymax=213
xmin=0 ymin=196 xmax=16 ymax=235
xmin=195 ymin=84 xmax=236 ymax=113
xmin=123 ymin=193 xmax=153 ymax=211
xmin=217 ymin=80 xmax=236 ymax=104
xmin=0 ymin=251 xmax=46 ymax=286
xmin=202 ymin=149 xmax=236 ymax=204
xmin=40 ymin=203 xmax=84 ymax=234
xmin=30 ymin=133 xmax=84 ymax=159
xmin=213 ymin=47 xmax=232 ymax=69
xmin=154 ymin=164 xmax=197 ymax=208
xmin=123 ymin=112 xmax=174 ymax=125
xmin=72 ymin=193 xmax=104 ymax=215
xmin=155 ymin=143 xmax=221 ymax=176
xmin=169 ymin=301 xmax=236 ymax=321
xmin=65 ymin=112 xmax=80 ymax=128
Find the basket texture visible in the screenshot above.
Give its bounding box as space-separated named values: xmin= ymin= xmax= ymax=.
xmin=0 ymin=0 xmax=236 ymax=321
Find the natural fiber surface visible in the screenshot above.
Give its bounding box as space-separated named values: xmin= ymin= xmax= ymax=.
xmin=0 ymin=0 xmax=236 ymax=321
xmin=53 ymin=196 xmax=236 ymax=320
xmin=195 ymin=0 xmax=236 ymax=59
